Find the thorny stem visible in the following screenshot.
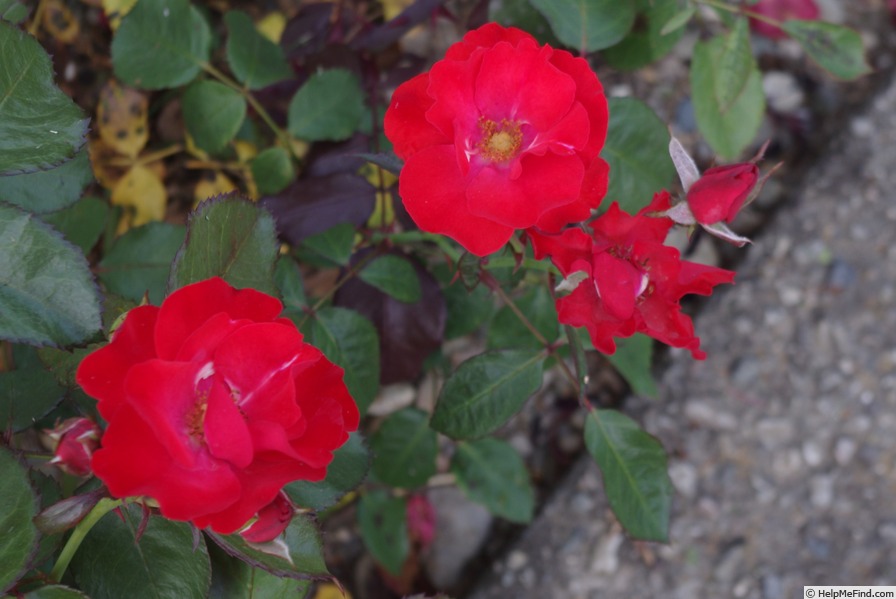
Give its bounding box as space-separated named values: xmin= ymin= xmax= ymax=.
xmin=297 ymin=251 xmax=381 ymax=329
xmin=490 ymin=284 xmax=581 ymax=394
xmin=50 ymin=497 xmax=124 ymax=583
xmin=695 ymin=0 xmax=781 ymax=27
xmin=200 ymin=62 xmax=295 ymax=158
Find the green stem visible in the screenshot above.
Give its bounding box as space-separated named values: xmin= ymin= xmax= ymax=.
xmin=200 ymin=62 xmax=295 ymax=157
xmin=297 ymin=250 xmax=380 ymax=329
xmin=482 ymin=255 xmax=560 ymax=276
xmin=695 ymin=0 xmax=780 ymax=27
xmin=50 ymin=497 xmax=124 ymax=583
xmin=370 ymin=230 xmax=463 ymax=264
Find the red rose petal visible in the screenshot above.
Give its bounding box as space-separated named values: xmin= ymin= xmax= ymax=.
xmin=474 ymin=42 xmax=575 ymax=129
xmin=384 ymin=73 xmax=448 ymax=160
xmin=155 ymin=278 xmax=283 ymax=360
xmin=75 ymin=305 xmax=159 ymax=420
xmin=204 ymin=380 xmax=253 ymax=468
xmin=399 ymin=145 xmax=515 ymax=256
xmin=467 ymin=152 xmax=585 ymax=228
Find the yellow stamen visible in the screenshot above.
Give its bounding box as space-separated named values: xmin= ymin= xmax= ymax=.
xmin=478 ymin=117 xmax=523 ymax=163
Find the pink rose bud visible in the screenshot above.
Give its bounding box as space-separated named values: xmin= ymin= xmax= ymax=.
xmin=46 ymin=418 xmax=102 ymax=477
xmin=239 ymin=492 xmax=294 ymax=543
xmin=686 ymin=163 xmax=760 ymax=225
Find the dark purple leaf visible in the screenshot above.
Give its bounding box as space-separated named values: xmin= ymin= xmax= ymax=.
xmin=281 ymin=3 xmax=336 ymax=60
xmin=351 ymin=0 xmax=448 ymax=51
xmin=261 ymin=174 xmax=376 ymax=245
xmin=353 ymin=152 xmax=403 ymax=175
xmin=334 ymin=250 xmax=445 ymax=384
xmin=305 ymin=133 xmax=371 ymax=178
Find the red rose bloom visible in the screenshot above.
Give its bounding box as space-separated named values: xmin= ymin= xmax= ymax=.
xmin=528 ymin=192 xmax=735 ymax=359
xmin=76 ymin=277 xmax=359 ymax=538
xmin=686 ymin=162 xmax=759 ymax=224
xmin=385 ymin=23 xmax=610 ymax=256
xmin=750 ymin=0 xmax=820 ymax=39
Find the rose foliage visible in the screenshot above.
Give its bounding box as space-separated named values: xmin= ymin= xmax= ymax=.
xmin=76 ymin=277 xmax=359 ymax=538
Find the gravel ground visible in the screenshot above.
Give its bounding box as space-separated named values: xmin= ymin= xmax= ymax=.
xmin=469 ymin=32 xmax=896 ymax=599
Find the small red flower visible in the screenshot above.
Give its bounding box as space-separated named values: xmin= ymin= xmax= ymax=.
xmin=750 ymin=0 xmax=820 ymax=39
xmin=385 ymin=23 xmax=610 ymax=256
xmin=529 ymin=192 xmax=735 ymax=359
xmin=686 ymin=163 xmax=759 ymax=225
xmin=239 ymin=491 xmax=295 ymax=543
xmin=45 ymin=417 xmax=102 ymax=477
xmin=76 ymin=277 xmax=359 ymax=536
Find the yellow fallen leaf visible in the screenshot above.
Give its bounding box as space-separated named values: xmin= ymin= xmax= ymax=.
xmin=194 ymin=171 xmax=238 ymax=208
xmin=311 ymin=582 xmax=350 ymax=599
xmin=111 ymin=165 xmax=167 ymax=231
xmin=257 ymin=11 xmax=286 ymax=44
xmin=381 ymin=0 xmax=414 ymax=20
xmin=97 ymin=80 xmax=149 ymax=159
xmin=89 ymin=137 xmax=131 ymax=190
xmin=233 ymin=140 xmax=258 ymax=164
xmin=102 ymin=0 xmax=138 ymax=30
xmin=43 ymin=0 xmax=79 ymax=44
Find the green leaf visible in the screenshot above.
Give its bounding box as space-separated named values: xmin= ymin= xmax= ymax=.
xmin=0 ymin=149 xmax=93 ymax=213
xmin=181 ymin=80 xmax=247 ymax=154
xmin=0 ymin=0 xmax=29 ymax=25
xmin=528 ymin=0 xmax=636 ymax=52
xmin=371 ymin=408 xmax=437 ymax=488
xmin=603 ymin=0 xmax=685 ymax=71
xmin=170 ymin=194 xmax=279 ymax=295
xmin=359 ymin=254 xmax=421 ymax=304
xmin=301 ymin=307 xmax=379 ymax=415
xmin=299 ymin=222 xmax=355 ymax=267
xmin=111 ymin=0 xmax=212 ymax=90
xmin=487 ymin=286 xmax=559 ymax=350
xmin=430 ymin=349 xmax=544 ymax=440
xmin=659 ymin=5 xmax=696 ymax=36
xmin=782 ymin=20 xmax=871 ymax=80
xmin=99 ymin=221 xmax=186 ymax=304
xmin=286 ymin=432 xmax=369 ymax=510
xmin=274 ymin=257 xmax=307 ymax=309
xmin=691 ymin=31 xmax=765 ymax=160
xmin=0 ymin=21 xmax=88 ymax=175
xmin=607 ymin=334 xmax=657 ymax=398
xmin=452 ymin=438 xmax=534 ymax=523
xmin=40 ymin=196 xmax=109 ymax=254
xmin=71 ymin=505 xmax=211 ymax=599
xmin=600 ymin=97 xmax=675 ymax=214
xmin=206 ymin=513 xmax=329 ymax=580
xmin=713 ymin=18 xmax=753 ymax=113
xmin=224 ymin=10 xmax=293 ymax=90
xmin=488 ymin=0 xmax=560 ymax=45
xmin=287 ymin=69 xmax=364 ymax=142
xmin=209 ymin=544 xmax=311 ymax=599
xmin=442 ymin=278 xmax=493 ymax=339
xmin=0 ymin=448 xmax=39 ymax=593
xmin=37 ymin=345 xmax=94 ymax=389
xmin=23 ymin=585 xmax=91 ymax=599
xmin=251 ymin=147 xmax=294 ymax=196
xmin=357 ymin=491 xmax=407 ymax=576
xmin=0 ymin=204 xmax=101 ymax=346
xmin=0 ymin=361 xmax=64 ymax=431
xmin=584 ymin=408 xmax=672 ymax=541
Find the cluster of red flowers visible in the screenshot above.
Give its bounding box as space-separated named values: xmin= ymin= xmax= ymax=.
xmin=385 ymin=23 xmax=762 ymax=359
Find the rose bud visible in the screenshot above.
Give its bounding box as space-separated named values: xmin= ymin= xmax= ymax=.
xmin=240 ymin=492 xmax=294 ymax=543
xmin=45 ymin=418 xmax=102 ymax=477
xmin=686 ymin=162 xmax=760 ymax=225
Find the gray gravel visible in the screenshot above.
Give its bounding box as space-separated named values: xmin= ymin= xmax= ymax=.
xmin=469 ymin=55 xmax=896 ymax=599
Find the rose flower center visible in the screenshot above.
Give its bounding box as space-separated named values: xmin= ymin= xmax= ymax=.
xmin=477 ymin=117 xmax=523 ymax=163
xmin=186 ymin=392 xmax=209 ymax=444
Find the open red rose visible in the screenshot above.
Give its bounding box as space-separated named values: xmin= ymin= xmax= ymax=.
xmin=528 ymin=192 xmax=735 ymax=359
xmin=76 ymin=277 xmax=359 ymax=538
xmin=686 ymin=162 xmax=759 ymax=225
xmin=385 ymin=23 xmax=610 ymax=256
